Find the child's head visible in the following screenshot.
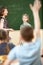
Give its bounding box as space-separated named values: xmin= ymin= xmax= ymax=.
xmin=0 ymin=29 xmax=7 ymax=42
xmin=20 ymin=25 xmax=34 ymax=42
xmin=0 ymin=6 xmax=8 ymax=17
xmin=22 ymin=13 xmax=29 ymax=22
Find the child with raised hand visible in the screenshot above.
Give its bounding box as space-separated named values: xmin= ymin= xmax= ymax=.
xmin=4 ymin=0 xmax=42 ymax=65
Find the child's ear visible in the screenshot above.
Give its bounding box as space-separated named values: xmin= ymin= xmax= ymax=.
xmin=20 ymin=34 xmax=22 ymax=40
xmin=18 ymin=34 xmax=22 ymax=43
xmin=19 ymin=34 xmax=23 ymax=41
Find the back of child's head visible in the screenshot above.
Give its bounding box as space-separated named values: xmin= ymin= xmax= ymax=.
xmin=0 ymin=29 xmax=7 ymax=41
xmin=20 ymin=25 xmax=34 ymax=42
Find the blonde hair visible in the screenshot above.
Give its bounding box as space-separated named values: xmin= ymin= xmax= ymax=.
xmin=22 ymin=13 xmax=29 ymax=19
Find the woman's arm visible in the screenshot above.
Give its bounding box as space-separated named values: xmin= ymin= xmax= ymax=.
xmin=0 ymin=19 xmax=4 ymax=29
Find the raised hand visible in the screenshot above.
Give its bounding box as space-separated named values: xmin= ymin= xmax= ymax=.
xmin=29 ymin=0 xmax=41 ymax=12
xmin=29 ymin=0 xmax=41 ymax=37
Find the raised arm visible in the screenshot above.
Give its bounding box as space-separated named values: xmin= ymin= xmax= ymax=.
xmin=29 ymin=0 xmax=41 ymax=37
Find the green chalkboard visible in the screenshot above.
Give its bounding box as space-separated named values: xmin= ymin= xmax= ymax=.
xmin=0 ymin=0 xmax=42 ymax=30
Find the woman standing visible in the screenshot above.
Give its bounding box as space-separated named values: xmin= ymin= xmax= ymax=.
xmin=0 ymin=6 xmax=8 ymax=29
xmin=0 ymin=6 xmax=14 ymax=41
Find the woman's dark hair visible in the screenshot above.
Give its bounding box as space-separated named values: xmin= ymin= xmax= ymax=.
xmin=0 ymin=29 xmax=7 ymax=40
xmin=20 ymin=25 xmax=34 ymax=42
xmin=0 ymin=6 xmax=7 ymax=16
